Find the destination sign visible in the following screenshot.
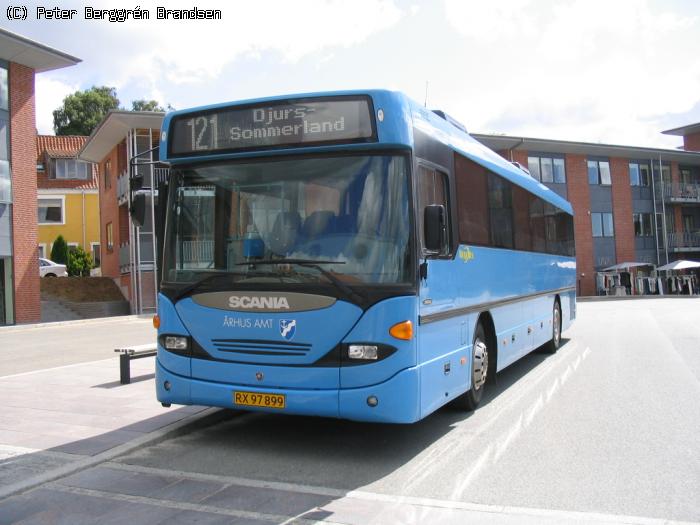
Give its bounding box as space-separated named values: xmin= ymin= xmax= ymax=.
xmin=168 ymin=97 xmax=375 ymax=156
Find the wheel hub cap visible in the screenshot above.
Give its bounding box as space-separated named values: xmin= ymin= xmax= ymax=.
xmin=472 ymin=339 xmax=488 ymax=390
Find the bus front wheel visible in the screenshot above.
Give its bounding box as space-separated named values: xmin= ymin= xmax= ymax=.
xmin=457 ymin=322 xmax=488 ymax=411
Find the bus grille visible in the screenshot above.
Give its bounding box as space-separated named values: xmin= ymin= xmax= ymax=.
xmin=210 ymin=338 xmax=311 ymax=357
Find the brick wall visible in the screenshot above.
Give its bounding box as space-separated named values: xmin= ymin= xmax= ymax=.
xmin=610 ymin=158 xmax=635 ymax=262
xmin=565 ymin=154 xmax=595 ymax=295
xmin=674 ymin=206 xmax=683 ymax=234
xmin=496 ymin=149 xmax=528 ymax=167
xmin=9 ymin=62 xmax=40 ymax=323
xmin=683 ymin=131 xmax=700 ymax=152
xmin=670 ymin=161 xmax=679 ymax=185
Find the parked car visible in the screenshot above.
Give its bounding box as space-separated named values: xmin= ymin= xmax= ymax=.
xmin=39 ymin=258 xmax=67 ymax=278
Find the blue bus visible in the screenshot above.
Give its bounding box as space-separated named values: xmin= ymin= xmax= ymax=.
xmin=154 ymin=90 xmax=575 ymax=423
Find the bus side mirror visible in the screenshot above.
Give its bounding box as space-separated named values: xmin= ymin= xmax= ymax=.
xmin=131 ymin=193 xmax=146 ymax=228
xmin=424 ymin=204 xmax=446 ymax=253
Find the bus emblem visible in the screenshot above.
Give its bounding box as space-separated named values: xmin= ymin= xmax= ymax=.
xmin=459 ymin=247 xmax=475 ymax=263
xmin=280 ymin=319 xmax=297 ymax=341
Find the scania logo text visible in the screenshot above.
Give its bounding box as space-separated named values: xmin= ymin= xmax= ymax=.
xmin=228 ymin=295 xmax=290 ymax=310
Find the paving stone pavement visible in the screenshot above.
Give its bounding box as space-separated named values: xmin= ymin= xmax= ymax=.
xmin=0 ymin=461 xmax=663 ymax=525
xmin=0 ymin=356 xmax=206 ymax=496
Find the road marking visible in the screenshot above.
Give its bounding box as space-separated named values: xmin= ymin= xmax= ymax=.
xmin=545 ymin=376 xmax=559 ymax=401
xmin=100 ymin=462 xmax=693 ymax=525
xmin=400 ymin=341 xmax=584 ymax=495
xmin=0 ymin=357 xmax=119 ymax=379
xmin=451 ymin=346 xmax=591 ymax=500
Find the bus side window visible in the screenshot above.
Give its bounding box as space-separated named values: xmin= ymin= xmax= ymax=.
xmin=487 ymin=173 xmax=514 ymax=249
xmin=454 ymin=153 xmax=490 ymax=246
xmin=417 ymin=165 xmax=450 ymax=255
xmin=513 ymin=185 xmax=532 ymax=251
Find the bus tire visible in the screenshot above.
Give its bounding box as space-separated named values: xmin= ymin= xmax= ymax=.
xmin=543 ymin=300 xmax=562 ymax=354
xmin=457 ymin=322 xmax=488 ymax=411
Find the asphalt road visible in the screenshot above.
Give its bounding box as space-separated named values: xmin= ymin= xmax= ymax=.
xmin=0 ymin=299 xmax=698 ymax=524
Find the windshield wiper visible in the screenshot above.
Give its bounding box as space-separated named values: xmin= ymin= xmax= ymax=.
xmin=235 ymin=259 xmax=365 ymax=305
xmin=172 ymin=271 xmax=250 ymax=302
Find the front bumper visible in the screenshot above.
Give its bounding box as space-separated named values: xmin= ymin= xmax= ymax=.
xmin=156 ymin=359 xmax=420 ymax=424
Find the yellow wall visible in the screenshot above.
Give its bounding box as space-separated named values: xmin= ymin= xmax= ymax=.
xmin=38 ymin=192 xmax=101 ymax=258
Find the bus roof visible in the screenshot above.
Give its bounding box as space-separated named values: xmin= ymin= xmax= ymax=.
xmin=161 ymin=89 xmax=573 ymax=215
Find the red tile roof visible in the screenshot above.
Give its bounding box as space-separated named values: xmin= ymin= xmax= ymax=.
xmin=36 ymin=135 xmax=98 ymax=190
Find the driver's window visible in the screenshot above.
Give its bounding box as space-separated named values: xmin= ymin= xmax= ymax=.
xmin=417 ymin=165 xmax=449 ymax=254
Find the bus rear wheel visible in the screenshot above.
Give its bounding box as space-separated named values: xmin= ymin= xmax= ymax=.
xmin=457 ymin=322 xmax=488 ymax=411
xmin=543 ymin=300 xmax=562 ymax=354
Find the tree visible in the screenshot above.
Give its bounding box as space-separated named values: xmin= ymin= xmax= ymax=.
xmin=131 ymin=99 xmax=166 ymax=112
xmin=53 ymin=86 xmax=120 ymax=136
xmin=67 ymin=246 xmax=93 ymax=277
xmin=50 ymin=235 xmax=69 ymax=265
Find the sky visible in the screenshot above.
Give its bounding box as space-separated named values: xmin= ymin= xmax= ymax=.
xmin=3 ymin=0 xmax=700 ymax=149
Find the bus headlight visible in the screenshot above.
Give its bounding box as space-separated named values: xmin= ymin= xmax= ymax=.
xmin=348 ymin=345 xmax=378 ymax=360
xmin=164 ymin=336 xmax=189 ymax=351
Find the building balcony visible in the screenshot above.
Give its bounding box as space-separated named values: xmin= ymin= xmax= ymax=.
xmin=668 ymin=231 xmax=700 ymax=252
xmin=119 ymin=240 xmax=155 ymax=273
xmin=664 ymin=182 xmax=700 ymax=203
xmin=117 ymin=171 xmax=129 ymax=205
xmin=154 ymin=167 xmax=170 ymax=187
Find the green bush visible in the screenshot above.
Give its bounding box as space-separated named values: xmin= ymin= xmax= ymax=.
xmin=50 ymin=235 xmax=69 ymax=264
xmin=67 ymin=246 xmax=94 ymax=277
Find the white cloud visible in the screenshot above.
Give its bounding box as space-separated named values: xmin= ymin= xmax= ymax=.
xmin=35 ymin=77 xmax=79 ymax=135
xmin=444 ymin=0 xmax=700 ymax=147
xmin=73 ymin=0 xmax=404 ymax=88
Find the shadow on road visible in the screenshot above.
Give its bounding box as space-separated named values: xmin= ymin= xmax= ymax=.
xmin=0 ymin=339 xmax=574 ymax=523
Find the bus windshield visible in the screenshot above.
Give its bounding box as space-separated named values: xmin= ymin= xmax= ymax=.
xmin=162 ymin=154 xmax=412 ymax=292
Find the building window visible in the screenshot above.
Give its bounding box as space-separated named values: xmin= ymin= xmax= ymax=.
xmin=37 ymin=244 xmax=46 ymax=258
xmin=91 ymin=242 xmax=101 ymax=267
xmin=528 ymin=155 xmax=566 ymax=183
xmin=52 ymin=158 xmax=91 ymax=180
xmin=652 ymin=163 xmax=671 ymax=183
xmin=0 ymin=159 xmax=10 ymax=203
xmin=588 ymin=160 xmax=611 ymax=185
xmin=104 ymin=159 xmax=111 ymax=189
xmin=37 ymin=197 xmax=64 ymax=224
xmin=683 ymin=214 xmax=695 ymax=233
xmin=629 ymin=162 xmax=650 ymax=186
xmin=0 ymin=66 xmax=7 ymax=111
xmin=591 ymin=212 xmax=614 ymax=237
xmin=633 ymin=213 xmax=653 ymax=236
xmin=106 ymin=222 xmax=113 ymax=251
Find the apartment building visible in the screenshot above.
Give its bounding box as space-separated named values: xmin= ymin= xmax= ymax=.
xmin=0 ymin=28 xmax=79 ymax=324
xmin=78 ymin=110 xmax=166 ymax=312
xmin=36 ymin=135 xmax=99 ymax=264
xmin=473 ymin=132 xmax=700 ymax=295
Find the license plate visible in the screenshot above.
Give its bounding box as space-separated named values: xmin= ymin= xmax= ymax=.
xmin=233 ymin=391 xmax=286 ymax=409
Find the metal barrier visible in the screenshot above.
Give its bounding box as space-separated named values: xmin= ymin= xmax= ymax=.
xmin=114 ymin=343 xmax=157 ymax=384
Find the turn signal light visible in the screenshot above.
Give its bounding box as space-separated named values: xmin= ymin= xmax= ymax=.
xmin=152 ymin=315 xmax=160 ymax=329
xmin=389 ymin=320 xmax=413 ymax=341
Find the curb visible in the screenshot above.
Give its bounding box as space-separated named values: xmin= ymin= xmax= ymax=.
xmin=0 ymin=314 xmax=154 ymax=332
xmin=0 ymin=407 xmax=238 ymax=502
xmin=577 ymin=295 xmax=700 ymax=302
